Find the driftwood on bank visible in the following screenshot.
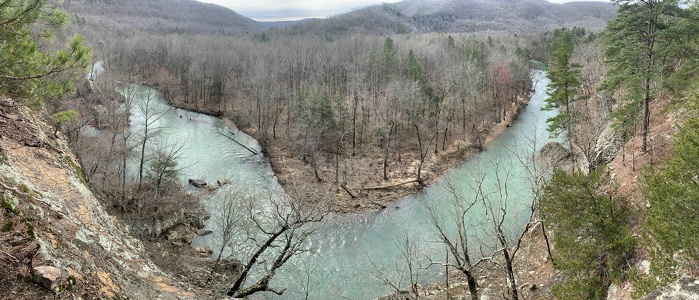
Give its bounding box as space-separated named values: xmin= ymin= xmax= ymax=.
xmin=189 ymin=179 xmax=207 ymax=188
xmin=364 ymin=179 xmax=421 ymax=190
xmin=217 ymin=130 xmax=258 ymax=156
xmin=340 ymin=182 xmax=357 ymax=198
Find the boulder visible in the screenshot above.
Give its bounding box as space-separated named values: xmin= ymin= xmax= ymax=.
xmin=166 ymin=225 xmax=194 ymax=245
xmin=196 ymin=229 xmax=213 ymax=236
xmin=188 ymin=179 xmax=207 ymax=188
xmin=194 ymin=246 xmax=211 ymax=254
xmin=193 ymin=246 xmax=213 ymax=256
xmin=32 ymin=266 xmax=65 ymax=290
xmin=539 ymin=142 xmax=572 ymax=169
xmin=642 ymin=277 xmax=699 ymax=299
xmin=594 ymin=124 xmax=624 ymax=166
xmin=217 ymin=179 xmax=231 ymax=186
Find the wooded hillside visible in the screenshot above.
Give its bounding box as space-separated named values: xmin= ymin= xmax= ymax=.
xmin=62 ymin=0 xmax=262 ymax=37
xmin=273 ymin=0 xmax=616 ymax=35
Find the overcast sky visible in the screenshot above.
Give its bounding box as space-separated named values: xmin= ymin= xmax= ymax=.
xmin=197 ymin=0 xmax=585 ymax=22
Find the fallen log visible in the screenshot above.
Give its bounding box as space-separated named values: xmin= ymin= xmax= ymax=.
xmin=217 ymin=130 xmax=258 ymax=156
xmin=340 ymin=182 xmax=357 ymax=198
xmin=364 ymin=179 xmax=421 ymax=190
xmin=189 ymin=179 xmax=207 ymax=188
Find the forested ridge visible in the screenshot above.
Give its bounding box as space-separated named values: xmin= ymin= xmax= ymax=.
xmin=278 ymin=0 xmax=616 ymax=35
xmin=60 ymin=0 xmax=615 ymax=38
xmin=2 ymin=0 xmax=699 ymax=299
xmin=62 ymin=0 xmax=262 ymax=36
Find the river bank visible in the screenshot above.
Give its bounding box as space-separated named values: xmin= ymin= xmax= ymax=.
xmin=128 ymin=70 xmax=555 ymax=299
xmin=155 ymin=82 xmax=534 ymax=214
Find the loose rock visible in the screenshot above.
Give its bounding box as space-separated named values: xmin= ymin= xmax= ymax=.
xmin=193 ymin=246 xmax=213 ymax=256
xmin=196 ymin=229 xmax=213 ymax=236
xmin=32 ymin=266 xmax=65 ymax=290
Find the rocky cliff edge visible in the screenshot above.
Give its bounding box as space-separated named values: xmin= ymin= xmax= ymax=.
xmin=0 ymin=97 xmax=195 ymax=299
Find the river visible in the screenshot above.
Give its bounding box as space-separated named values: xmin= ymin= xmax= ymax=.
xmin=123 ymin=70 xmax=556 ymax=299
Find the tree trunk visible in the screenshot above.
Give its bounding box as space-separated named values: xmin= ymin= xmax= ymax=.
xmin=273 ymin=107 xmax=282 ymax=139
xmin=382 ymin=132 xmax=391 ymax=180
xmin=312 ymin=149 xmax=322 ymax=182
xmin=442 ymin=126 xmax=448 ymax=151
xmin=121 ymin=137 xmax=128 ymax=205
xmin=137 ymin=135 xmax=147 ymax=190
xmin=352 ymin=94 xmax=358 ymax=156
xmin=466 ymin=271 xmax=478 ymax=300
xmin=641 ymin=76 xmax=651 ymax=154
xmin=383 ymin=154 xmax=389 ymax=180
xmin=641 ymin=10 xmax=657 ymax=154
xmin=541 ymin=222 xmax=554 ymax=261
xmin=504 ymin=248 xmax=519 ymax=300
xmin=227 ymin=227 xmax=289 ymax=296
xmin=341 ymin=182 xmax=357 ymax=198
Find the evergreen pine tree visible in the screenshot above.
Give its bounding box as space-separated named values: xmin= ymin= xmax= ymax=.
xmin=541 ymin=168 xmax=635 ymax=299
xmin=644 ymin=93 xmax=699 ymax=263
xmin=544 ymin=30 xmax=582 ymax=153
xmin=0 ymin=0 xmax=90 ymax=104
xmin=601 ymin=0 xmax=684 ymax=153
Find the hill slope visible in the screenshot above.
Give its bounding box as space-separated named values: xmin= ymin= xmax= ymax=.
xmin=279 ymin=0 xmax=616 ymax=35
xmin=62 ymin=0 xmax=262 ymax=36
xmin=397 ymin=0 xmax=616 ymax=32
xmin=62 ymin=0 xmax=614 ymax=38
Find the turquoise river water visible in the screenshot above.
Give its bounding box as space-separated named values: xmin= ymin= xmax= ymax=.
xmin=122 ymin=71 xmax=556 ymax=299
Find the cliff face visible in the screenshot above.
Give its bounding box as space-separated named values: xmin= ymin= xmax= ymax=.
xmin=0 ymin=97 xmax=193 ymax=299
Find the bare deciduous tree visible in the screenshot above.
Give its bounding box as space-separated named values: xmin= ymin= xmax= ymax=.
xmin=427 ymin=177 xmax=489 ymax=300
xmin=130 ymin=86 xmax=170 ymax=191
xmin=369 ymin=229 xmax=425 ymax=300
xmin=222 ymin=187 xmax=329 ymax=298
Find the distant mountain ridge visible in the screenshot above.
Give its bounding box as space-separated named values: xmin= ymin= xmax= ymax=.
xmin=62 ymin=0 xmax=615 ymax=38
xmin=62 ymin=0 xmax=263 ymax=35
xmin=272 ymin=0 xmax=616 ymax=34
xmin=397 ymin=0 xmax=617 ymax=31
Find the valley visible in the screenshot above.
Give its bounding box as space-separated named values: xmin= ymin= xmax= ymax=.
xmin=2 ymin=0 xmax=698 ymax=299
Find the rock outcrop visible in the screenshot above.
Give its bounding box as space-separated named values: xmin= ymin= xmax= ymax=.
xmin=642 ymin=277 xmax=699 ymax=300
xmin=539 ymin=141 xmax=572 ymax=170
xmin=0 ymin=98 xmax=194 ymax=298
xmin=594 ymin=123 xmax=625 ymax=166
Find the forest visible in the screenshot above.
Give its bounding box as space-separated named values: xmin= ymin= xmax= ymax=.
xmin=73 ymin=22 xmax=554 ymax=216
xmin=1 ymin=0 xmax=699 ymax=299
